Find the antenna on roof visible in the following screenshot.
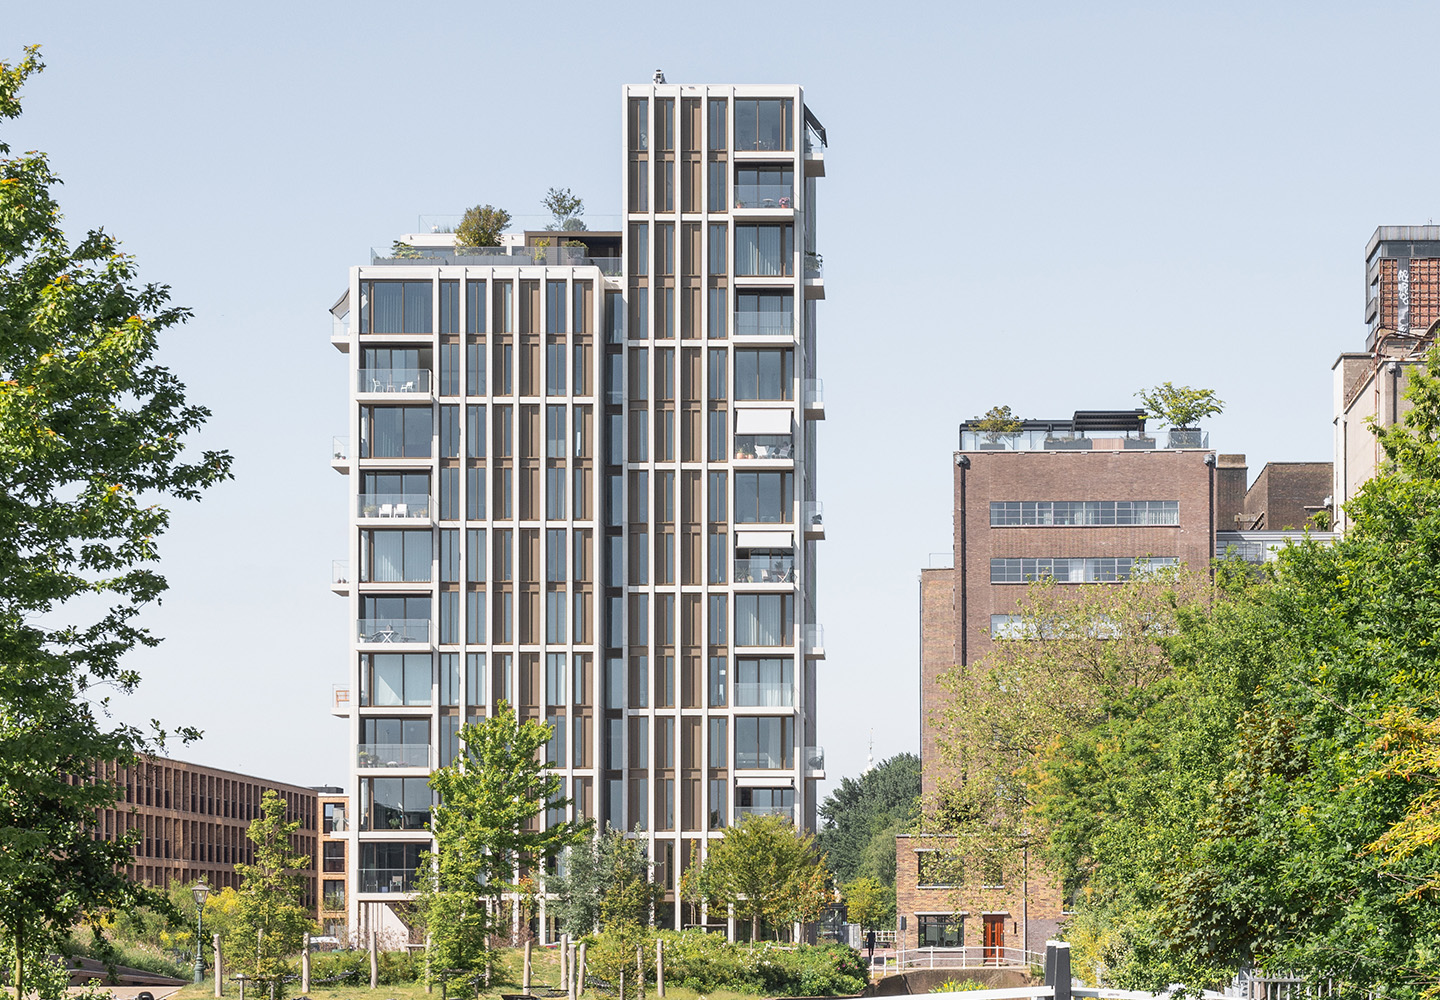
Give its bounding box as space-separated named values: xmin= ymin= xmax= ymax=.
xmin=653 ymin=69 xmax=666 ymax=84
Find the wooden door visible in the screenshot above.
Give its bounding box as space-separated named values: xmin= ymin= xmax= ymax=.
xmin=983 ymin=914 xmax=1005 ymax=965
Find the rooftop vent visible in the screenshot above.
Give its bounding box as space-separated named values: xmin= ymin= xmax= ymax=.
xmin=653 ymin=69 xmax=666 ymax=84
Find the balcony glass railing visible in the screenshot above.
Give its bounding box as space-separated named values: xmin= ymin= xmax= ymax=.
xmin=803 ymin=501 xmax=824 ymax=529
xmin=736 ymin=803 xmax=794 ymax=819
xmin=332 ymin=560 xmax=349 ymax=585
xmin=735 ymin=683 xmax=795 ymax=707
xmin=359 ymin=368 xmax=432 ymax=394
xmin=803 ymin=378 xmax=823 ymax=406
xmin=358 ymin=493 xmax=431 ymax=518
xmin=959 ymin=427 xmax=1210 ymax=452
xmin=332 ymin=436 xmax=348 ymax=461
xmin=358 ymin=867 xmax=420 ymax=893
xmin=734 ymin=312 xmax=795 ymax=337
xmin=734 ymin=184 xmax=794 ymax=209
xmin=357 ymin=743 xmax=431 ymax=768
xmin=734 ymin=434 xmax=794 ymax=460
xmin=804 ymin=624 xmax=825 ymax=651
xmin=803 ymin=746 xmax=826 ymax=771
xmin=734 ymin=553 xmax=796 ymax=584
xmin=370 ymin=244 xmax=622 ymax=271
xmin=357 ymin=619 xmax=430 ymax=644
xmin=736 ymin=748 xmax=793 ymax=769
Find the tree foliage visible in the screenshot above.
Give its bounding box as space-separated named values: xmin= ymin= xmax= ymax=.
xmin=541 ymin=187 xmax=586 ymax=231
xmin=413 ymin=704 xmax=589 ymax=979
xmin=1134 ymin=382 xmax=1224 ymax=428
xmin=0 ymin=47 xmax=231 ymax=1000
xmin=547 ymin=827 xmax=660 ymax=935
xmin=817 ymin=752 xmax=918 ymax=928
xmin=227 ymin=792 xmax=315 ymax=997
xmin=681 ymin=814 xmax=830 ymax=941
xmin=841 ymin=877 xmax=886 ymax=932
xmin=455 ymin=204 xmax=511 ymax=248
xmin=973 ymin=405 xmax=1022 ymax=438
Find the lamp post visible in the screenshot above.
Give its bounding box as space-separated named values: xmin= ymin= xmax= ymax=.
xmin=193 ymin=879 xmax=211 ymax=985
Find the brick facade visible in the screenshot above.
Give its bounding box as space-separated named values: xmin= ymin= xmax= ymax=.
xmin=1241 ymin=462 xmax=1332 ymax=530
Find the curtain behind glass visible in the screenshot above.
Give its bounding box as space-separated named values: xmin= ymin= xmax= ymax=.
xmin=403 ymin=282 xmax=432 ymax=333
xmin=373 ymin=655 xmax=404 ymax=705
xmin=371 ymin=283 xmax=403 ymax=333
xmin=369 ymin=532 xmax=404 ymax=582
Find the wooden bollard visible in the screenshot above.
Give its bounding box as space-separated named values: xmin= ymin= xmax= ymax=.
xmin=213 ymin=934 xmax=222 ymax=998
xmin=560 ymin=933 xmax=569 ymax=990
xmin=567 ymin=940 xmax=577 ymax=1000
xmin=656 ymin=939 xmax=664 ymax=998
xmin=577 ymin=943 xmax=586 ymax=994
xmin=523 ymin=939 xmax=533 ymax=994
xmin=302 ymin=933 xmax=311 ymax=995
xmin=636 ymin=944 xmax=644 ymax=999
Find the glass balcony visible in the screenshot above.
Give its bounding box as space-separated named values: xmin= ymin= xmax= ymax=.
xmin=804 ymin=379 xmax=823 ymax=405
xmin=332 ymin=436 xmax=348 ymax=460
xmin=358 ymin=493 xmax=431 ymax=518
xmin=959 ymin=427 xmax=1210 ymax=452
xmin=734 ymin=434 xmax=794 ymax=460
xmin=734 ymin=184 xmax=794 ymax=209
xmin=734 ymin=311 xmax=795 ymax=337
xmin=357 ymin=744 xmax=431 ymax=768
xmin=369 ymin=244 xmax=620 ymax=270
xmin=803 ymin=501 xmax=824 ymax=529
xmin=332 ymin=560 xmax=349 ymax=584
xmin=358 ymin=867 xmax=420 ymax=893
xmin=735 ymin=747 xmax=793 ymax=769
xmin=735 ymin=682 xmax=795 ymax=707
xmin=735 ymin=803 xmax=794 ymax=820
xmin=803 ymin=746 xmax=826 ymax=772
xmin=357 ymin=619 xmax=431 ymax=644
xmin=734 ymin=552 xmax=795 ymax=584
xmin=803 ymin=624 xmax=825 ymax=653
xmin=359 ymin=368 xmax=432 ymax=394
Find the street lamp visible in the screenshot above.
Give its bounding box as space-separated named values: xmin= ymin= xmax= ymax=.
xmin=192 ymin=880 xmax=211 ymax=985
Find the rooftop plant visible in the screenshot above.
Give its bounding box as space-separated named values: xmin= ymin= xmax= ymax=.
xmin=1135 ymin=382 xmax=1224 ymax=429
xmin=455 ymin=203 xmax=511 ymax=248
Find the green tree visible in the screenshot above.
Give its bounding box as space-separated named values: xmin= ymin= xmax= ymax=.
xmin=681 ymin=813 xmax=830 ymax=941
xmin=817 ymin=753 xmax=918 ymax=927
xmin=548 ymin=827 xmax=660 ymax=935
xmin=542 ymin=187 xmax=586 ymax=231
xmin=1134 ymin=382 xmax=1224 ymax=428
xmin=841 ymin=877 xmax=886 ymax=932
xmin=0 ymin=47 xmax=231 ymax=1000
xmin=455 ymin=204 xmax=511 ymax=248
xmin=228 ymin=791 xmax=316 ymax=997
xmin=414 ymin=704 xmax=589 ymax=981
xmin=974 ymin=404 xmax=1022 ymax=441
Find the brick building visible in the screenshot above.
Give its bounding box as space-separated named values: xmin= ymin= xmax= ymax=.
xmin=85 ymin=755 xmax=322 ymax=911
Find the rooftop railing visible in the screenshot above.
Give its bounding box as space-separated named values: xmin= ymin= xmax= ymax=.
xmin=959 ymin=427 xmax=1210 ymax=452
xmin=371 ymin=244 xmax=622 ymax=272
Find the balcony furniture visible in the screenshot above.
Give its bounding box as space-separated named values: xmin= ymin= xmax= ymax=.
xmin=373 ymin=627 xmax=397 ymax=644
xmin=378 ymin=504 xmax=393 ymax=517
xmin=779 ymin=197 xmax=791 ymax=208
xmin=393 ymin=503 xmax=408 ymax=517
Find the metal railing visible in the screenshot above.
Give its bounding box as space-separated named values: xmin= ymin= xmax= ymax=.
xmin=357 ymin=743 xmax=432 ymax=768
xmin=358 ymin=493 xmax=431 ymax=518
xmin=893 ymin=947 xmax=1046 ymax=970
xmin=358 ymin=368 xmax=432 ymax=394
xmin=803 ymin=746 xmax=825 ymax=771
xmin=960 ymin=427 xmax=1211 ymax=452
xmin=734 ymin=683 xmax=795 ymax=707
xmin=358 ymin=867 xmax=420 ymax=894
xmin=734 ymin=184 xmax=794 ymax=209
xmin=357 ymin=619 xmax=431 ymax=644
xmin=734 ymin=552 xmax=796 ymax=583
xmin=734 ymin=434 xmax=794 ymax=460
xmin=332 ymin=436 xmax=348 ymax=461
xmin=734 ymin=312 xmax=795 ymax=337
xmin=332 ymin=561 xmax=349 ymax=585
xmin=804 ymin=624 xmax=825 ymax=652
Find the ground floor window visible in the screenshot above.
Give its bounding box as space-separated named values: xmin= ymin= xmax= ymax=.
xmin=918 ymin=913 xmax=963 ymax=948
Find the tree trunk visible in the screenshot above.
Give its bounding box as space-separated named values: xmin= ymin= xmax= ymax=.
xmin=14 ymin=915 xmax=24 ymax=1000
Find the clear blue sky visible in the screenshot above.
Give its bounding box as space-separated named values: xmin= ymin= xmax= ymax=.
xmin=6 ymin=2 xmax=1432 ymax=794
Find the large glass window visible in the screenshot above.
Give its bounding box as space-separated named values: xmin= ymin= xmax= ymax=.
xmin=465 ymin=280 xmax=487 ymax=334
xmin=734 ymin=472 xmax=793 ymax=523
xmin=358 ymin=842 xmax=424 ymax=893
xmin=360 ymin=653 xmax=431 ymax=706
xmin=360 ymin=281 xmax=432 ymax=333
xmin=360 ymin=347 xmax=431 ymax=393
xmin=707 ymin=98 xmax=727 ymax=150
xmin=989 ymin=500 xmax=1180 ymax=526
xmin=734 ymin=594 xmax=794 ymax=647
xmin=361 ymin=529 xmax=431 ymax=583
xmin=707 ymin=161 xmax=727 ymax=213
xmin=359 ymin=472 xmax=429 ymax=518
xmin=734 ymin=657 xmax=793 ymax=706
xmin=734 ymin=225 xmax=793 ymax=276
xmin=734 ymin=715 xmax=793 ymax=768
xmin=547 ymin=344 xmax=567 ymax=396
xmin=359 ymin=595 xmax=431 ymax=644
xmin=734 ymin=165 xmax=794 ymax=209
xmin=359 ymin=407 xmax=431 ymax=458
xmin=917 ymin=914 xmax=963 ymax=949
xmin=361 ymin=777 xmax=432 ymax=831
xmin=733 ymin=99 xmax=793 ymax=152
xmin=361 ymin=717 xmax=430 ymax=761
xmin=734 ymin=349 xmax=794 ymax=400
xmin=990 ymin=556 xmax=1178 ymax=584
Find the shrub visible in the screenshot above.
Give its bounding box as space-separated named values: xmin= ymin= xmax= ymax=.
xmin=309 ymin=949 xmax=420 ymax=986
